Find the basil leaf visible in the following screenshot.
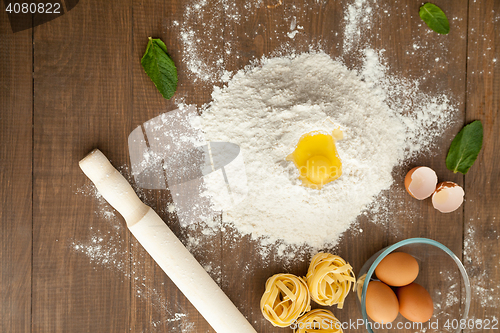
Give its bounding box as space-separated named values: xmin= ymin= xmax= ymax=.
xmin=446 ymin=120 xmax=483 ymax=174
xmin=141 ymin=37 xmax=178 ymax=99
xmin=419 ymin=3 xmax=450 ymax=35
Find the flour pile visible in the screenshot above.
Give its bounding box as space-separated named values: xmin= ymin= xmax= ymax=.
xmin=198 ymin=50 xmax=455 ymax=249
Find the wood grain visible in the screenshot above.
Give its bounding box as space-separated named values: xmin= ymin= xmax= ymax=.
xmin=32 ymin=1 xmax=132 ymax=332
xmin=464 ymin=0 xmax=500 ymax=327
xmin=1 ymin=0 xmax=499 ymax=332
xmin=221 ymin=1 xmax=469 ymax=332
xmin=0 ymin=11 xmax=33 ymax=333
xmin=129 ymin=1 xmax=223 ymax=332
xmin=381 ymin=1 xmax=469 ymax=328
xmin=219 ymin=2 xmax=369 ymax=332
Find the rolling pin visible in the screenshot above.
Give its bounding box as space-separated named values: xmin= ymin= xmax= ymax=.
xmin=79 ymin=149 xmax=257 ymax=333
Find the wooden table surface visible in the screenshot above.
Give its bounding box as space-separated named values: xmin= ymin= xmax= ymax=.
xmin=1 ymin=0 xmax=499 ymax=332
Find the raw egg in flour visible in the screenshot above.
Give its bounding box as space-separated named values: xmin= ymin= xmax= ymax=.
xmin=397 ymin=283 xmax=434 ymax=322
xmin=287 ymin=130 xmax=343 ymax=190
xmin=365 ymin=281 xmax=399 ymax=323
xmin=375 ymin=252 xmax=419 ymax=287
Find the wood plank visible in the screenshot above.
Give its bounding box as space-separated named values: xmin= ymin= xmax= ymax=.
xmin=219 ymin=2 xmax=364 ymax=332
xmin=16 ymin=0 xmax=498 ymax=332
xmin=336 ymin=0 xmax=468 ymax=329
xmin=381 ymin=1 xmax=469 ymax=328
xmin=375 ymin=0 xmax=468 ymax=254
xmin=129 ymin=0 xmax=223 ymax=332
xmin=32 ymin=1 xmax=132 ymax=332
xmin=220 ymin=1 xmax=469 ymax=332
xmin=464 ymin=0 xmax=500 ymax=328
xmin=0 ymin=12 xmax=33 ymax=333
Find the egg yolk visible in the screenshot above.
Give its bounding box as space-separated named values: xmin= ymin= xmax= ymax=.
xmin=286 ymin=130 xmax=343 ymax=189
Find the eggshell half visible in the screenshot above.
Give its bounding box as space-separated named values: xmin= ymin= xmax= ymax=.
xmin=397 ymin=283 xmax=434 ymax=322
xmin=375 ymin=252 xmax=419 ymax=287
xmin=366 ymin=281 xmax=399 ymax=323
xmin=404 ymin=167 xmax=438 ymax=200
xmin=432 ymin=181 xmax=465 ymax=213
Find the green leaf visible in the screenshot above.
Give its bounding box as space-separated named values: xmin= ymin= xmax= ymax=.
xmin=419 ymin=3 xmax=450 ymax=35
xmin=141 ymin=37 xmax=178 ymax=99
xmin=446 ymin=120 xmax=483 ymax=174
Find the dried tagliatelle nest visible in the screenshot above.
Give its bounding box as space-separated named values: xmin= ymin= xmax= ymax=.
xmin=356 ymin=273 xmax=367 ymax=301
xmin=260 ymin=273 xmax=311 ymax=327
xmin=294 ymin=309 xmax=343 ymax=333
xmin=306 ymin=253 xmax=356 ymax=308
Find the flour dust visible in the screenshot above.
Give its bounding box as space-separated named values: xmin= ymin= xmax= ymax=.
xmin=69 ymin=0 xmax=498 ymax=330
xmin=73 ymin=178 xmax=219 ymax=332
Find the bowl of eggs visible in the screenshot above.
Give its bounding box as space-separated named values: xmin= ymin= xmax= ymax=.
xmin=357 ymin=238 xmax=471 ymax=333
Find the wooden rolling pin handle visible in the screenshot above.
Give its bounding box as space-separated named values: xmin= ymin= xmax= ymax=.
xmin=79 ymin=149 xmax=257 ymax=333
xmin=79 ymin=149 xmax=149 ymax=226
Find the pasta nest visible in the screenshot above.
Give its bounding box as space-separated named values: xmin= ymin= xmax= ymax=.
xmin=306 ymin=253 xmax=356 ymax=308
xmin=356 ymin=273 xmax=367 ymax=301
xmin=260 ymin=273 xmax=311 ymax=327
xmin=294 ymin=309 xmax=343 ymax=333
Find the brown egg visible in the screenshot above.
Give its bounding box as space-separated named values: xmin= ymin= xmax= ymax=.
xmin=397 ymin=283 xmax=434 ymax=322
xmin=404 ymin=166 xmax=438 ymax=200
xmin=375 ymin=252 xmax=419 ymax=287
xmin=366 ymin=281 xmax=399 ymax=323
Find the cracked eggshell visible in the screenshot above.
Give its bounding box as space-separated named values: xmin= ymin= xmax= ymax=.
xmin=404 ymin=167 xmax=438 ymax=200
xmin=432 ymin=181 xmax=465 ymax=213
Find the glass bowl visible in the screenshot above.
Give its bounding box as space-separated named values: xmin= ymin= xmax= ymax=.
xmin=357 ymin=238 xmax=471 ymax=333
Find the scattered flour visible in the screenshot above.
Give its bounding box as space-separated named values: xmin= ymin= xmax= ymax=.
xmin=172 ymin=0 xmax=457 ymax=253
xmin=75 ymin=0 xmax=460 ymax=266
xmin=178 ymin=0 xmax=225 ymax=82
xmin=287 ymin=16 xmax=300 ymax=39
xmin=464 ymin=224 xmax=500 ymax=308
xmin=287 ymin=30 xmax=299 ymax=39
xmin=70 ymin=0 xmax=500 ymax=331
xmin=178 ymin=0 xmax=265 ymax=83
xmin=360 ymin=49 xmax=455 ymax=157
xmin=343 ymin=0 xmax=373 ymax=52
xmin=199 ymin=50 xmax=456 ymax=250
xmin=75 ymin=184 xmax=118 ymax=222
xmin=73 ymin=179 xmax=215 ymax=332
